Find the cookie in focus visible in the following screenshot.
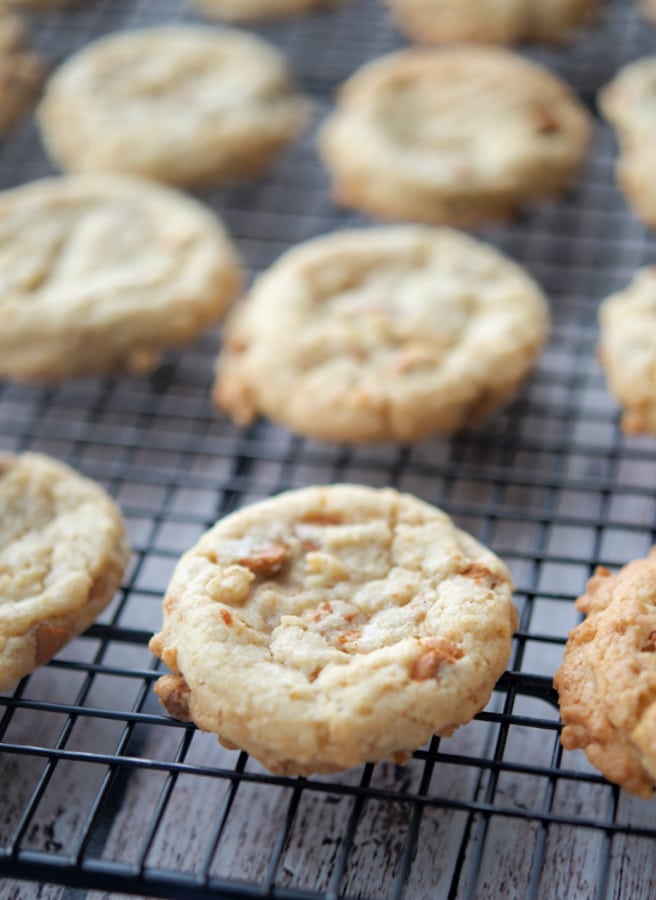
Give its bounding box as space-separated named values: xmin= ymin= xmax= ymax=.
xmin=149 ymin=484 xmax=518 ymax=775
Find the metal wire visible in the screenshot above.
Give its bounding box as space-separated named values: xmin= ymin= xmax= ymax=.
xmin=2 ymin=0 xmax=656 ymax=897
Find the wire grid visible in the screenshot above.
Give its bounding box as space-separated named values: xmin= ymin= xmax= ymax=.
xmin=1 ymin=1 xmax=656 ymax=898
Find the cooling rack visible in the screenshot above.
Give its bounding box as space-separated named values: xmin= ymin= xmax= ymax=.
xmin=2 ymin=0 xmax=656 ymax=897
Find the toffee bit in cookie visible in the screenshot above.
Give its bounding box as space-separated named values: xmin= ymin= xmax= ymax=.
xmin=206 ymin=565 xmax=254 ymax=604
xmin=412 ymin=638 xmax=464 ymax=680
xmin=533 ymin=104 xmax=561 ymax=134
xmin=238 ymin=543 xmax=288 ymax=577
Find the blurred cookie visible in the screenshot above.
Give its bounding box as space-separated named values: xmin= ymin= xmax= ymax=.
xmin=600 ymin=56 xmax=656 ymax=227
xmin=150 ymin=484 xmax=517 ymax=775
xmin=598 ymin=267 xmax=656 ymax=436
xmin=0 ymin=12 xmax=44 ymax=136
xmin=0 ymin=453 xmax=130 ymax=692
xmin=644 ymin=0 xmax=656 ymax=23
xmin=386 ymin=0 xmax=597 ymax=45
xmin=188 ymin=0 xmax=345 ymax=21
xmin=0 ymin=174 xmax=241 ymax=381
xmin=38 ymin=25 xmax=309 ymax=186
xmin=318 ymin=47 xmax=591 ymax=227
xmin=214 ymin=226 xmax=549 ymax=442
xmin=555 ymin=551 xmax=656 ymax=798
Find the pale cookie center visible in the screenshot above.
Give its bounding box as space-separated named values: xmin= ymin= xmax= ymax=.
xmin=202 ymin=508 xmax=499 ymax=680
xmin=292 ymin=263 xmax=477 ymax=376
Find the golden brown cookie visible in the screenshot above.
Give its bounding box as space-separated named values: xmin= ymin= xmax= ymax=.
xmin=386 ymin=0 xmax=597 ymax=45
xmin=214 ymin=226 xmax=549 ymax=443
xmin=38 ymin=25 xmax=309 ymax=187
xmin=0 ymin=12 xmax=44 ymax=137
xmin=0 ymin=174 xmax=241 ymax=382
xmin=0 ymin=453 xmax=130 ymax=692
xmin=149 ymin=484 xmax=517 ymax=775
xmin=599 ymin=56 xmax=656 ymax=227
xmin=598 ymin=267 xmax=656 ymax=436
xmin=318 ymin=47 xmax=592 ymax=227
xmin=555 ymin=551 xmax=656 ymax=798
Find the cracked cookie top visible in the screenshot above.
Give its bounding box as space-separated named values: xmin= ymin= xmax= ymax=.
xmin=214 ymin=225 xmax=549 ymax=442
xmin=150 ymin=484 xmax=517 ymax=775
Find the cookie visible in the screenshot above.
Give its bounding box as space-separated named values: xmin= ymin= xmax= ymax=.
xmin=0 ymin=12 xmax=44 ymax=137
xmin=37 ymin=25 xmax=309 ymax=187
xmin=214 ymin=226 xmax=550 ymax=443
xmin=386 ymin=0 xmax=597 ymax=46
xmin=187 ymin=0 xmax=345 ymax=22
xmin=0 ymin=174 xmax=241 ymax=382
xmin=598 ymin=267 xmax=656 ymax=436
xmin=149 ymin=484 xmax=517 ymax=775
xmin=318 ymin=47 xmax=592 ymax=227
xmin=0 ymin=453 xmax=130 ymax=692
xmin=599 ymin=56 xmax=656 ymax=227
xmin=644 ymin=0 xmax=656 ymax=23
xmin=554 ymin=552 xmax=656 ymax=798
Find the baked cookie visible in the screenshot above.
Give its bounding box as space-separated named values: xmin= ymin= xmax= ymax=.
xmin=150 ymin=484 xmax=517 ymax=775
xmin=0 ymin=174 xmax=241 ymax=382
xmin=187 ymin=0 xmax=345 ymax=22
xmin=600 ymin=56 xmax=656 ymax=227
xmin=0 ymin=453 xmax=130 ymax=692
xmin=598 ymin=267 xmax=656 ymax=436
xmin=318 ymin=47 xmax=592 ymax=227
xmin=38 ymin=25 xmax=309 ymax=187
xmin=386 ymin=0 xmax=597 ymax=46
xmin=214 ymin=226 xmax=550 ymax=443
xmin=0 ymin=12 xmax=44 ymax=137
xmin=555 ymin=551 xmax=656 ymax=799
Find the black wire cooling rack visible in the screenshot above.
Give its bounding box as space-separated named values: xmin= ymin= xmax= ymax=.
xmin=2 ymin=1 xmax=656 ymax=897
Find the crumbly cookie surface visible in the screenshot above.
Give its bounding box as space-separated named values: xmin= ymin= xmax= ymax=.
xmin=214 ymin=226 xmax=549 ymax=442
xmin=188 ymin=0 xmax=345 ymax=21
xmin=318 ymin=47 xmax=591 ymax=227
xmin=555 ymin=551 xmax=656 ymax=798
xmin=0 ymin=12 xmax=44 ymax=136
xmin=598 ymin=267 xmax=656 ymax=436
xmin=600 ymin=56 xmax=656 ymax=227
xmin=386 ymin=0 xmax=596 ymax=45
xmin=0 ymin=452 xmax=130 ymax=692
xmin=150 ymin=485 xmax=517 ymax=775
xmin=38 ymin=25 xmax=309 ymax=186
xmin=0 ymin=174 xmax=241 ymax=382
